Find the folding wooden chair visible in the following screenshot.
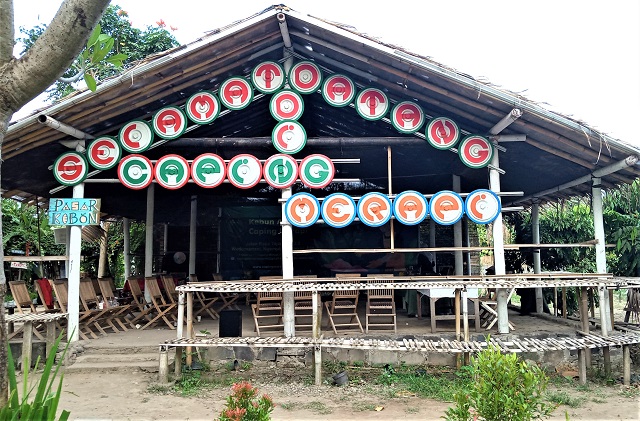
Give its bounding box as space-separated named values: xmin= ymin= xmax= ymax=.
xmin=127 ymin=276 xmax=155 ymax=325
xmin=324 ymin=275 xmax=364 ymax=334
xmin=79 ymin=278 xmax=121 ymax=335
xmin=8 ymin=281 xmax=47 ymax=340
xmin=188 ymin=274 xmax=219 ymax=320
xmin=479 ymin=288 xmax=516 ymax=331
xmin=293 ymin=275 xmax=317 ymax=330
xmin=251 ymin=276 xmax=284 ymax=335
xmin=98 ymin=277 xmax=135 ymax=330
xmin=34 ymin=279 xmax=59 ymax=313
xmin=51 ymin=279 xmax=97 ymax=340
xmin=214 ymin=273 xmax=243 ymax=311
xmin=140 ymin=276 xmax=176 ymax=330
xmin=365 ymin=278 xmax=396 ymax=333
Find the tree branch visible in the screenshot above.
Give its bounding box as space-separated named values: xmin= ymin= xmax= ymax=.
xmin=0 ymin=0 xmax=14 ymax=65
xmin=0 ymin=0 xmax=109 ymax=113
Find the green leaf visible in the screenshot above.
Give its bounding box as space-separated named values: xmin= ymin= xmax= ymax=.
xmin=92 ymin=37 xmax=114 ymax=63
xmin=87 ymin=24 xmax=101 ymax=48
xmin=84 ymin=73 xmax=97 ymax=91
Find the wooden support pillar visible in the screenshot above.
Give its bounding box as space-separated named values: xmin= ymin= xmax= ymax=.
xmin=281 ymin=188 xmax=295 ymax=337
xmin=159 ymin=349 xmax=169 ymax=384
xmin=123 ymin=218 xmax=131 ymax=280
xmin=22 ymin=321 xmax=33 ymax=370
xmin=578 ymin=348 xmax=587 ymax=385
xmin=623 ymin=345 xmax=631 ymax=386
xmin=579 ymin=287 xmax=592 ymax=370
xmin=144 ymin=184 xmax=155 ymax=304
xmin=186 ymin=292 xmax=193 ymax=367
xmin=562 ymin=288 xmax=567 ymax=318
xmin=609 ymin=290 xmax=615 ymax=331
xmin=532 ymin=202 xmax=544 ymax=313
xmin=46 ymin=321 xmax=56 ymax=358
xmin=189 ymin=196 xmax=197 ymax=275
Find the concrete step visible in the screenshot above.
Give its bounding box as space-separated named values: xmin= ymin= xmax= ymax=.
xmin=74 ymin=352 xmax=159 ymax=364
xmin=65 ymin=359 xmax=162 ymax=373
xmin=81 ymin=344 xmax=158 ymax=355
xmin=66 ymin=349 xmax=171 ymax=373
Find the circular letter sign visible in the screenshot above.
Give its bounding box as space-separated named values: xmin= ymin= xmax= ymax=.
xmin=153 ymin=106 xmax=187 ymax=140
xmin=191 ymin=153 xmax=226 ymax=188
xmin=426 ymin=117 xmax=460 ymax=150
xmin=285 ymin=193 xmax=320 ymax=228
xmin=299 ymin=154 xmax=334 ymax=189
xmin=322 ymin=74 xmax=356 ymax=107
xmin=251 ymin=61 xmax=285 ymax=94
xmin=87 ymin=136 xmax=121 ymax=170
xmin=356 ymin=88 xmax=389 ymax=121
xmin=119 ymin=120 xmax=154 ymax=153
xmin=322 ymin=193 xmax=356 ymax=228
xmin=185 ymin=91 xmax=220 ymax=124
xmin=289 ymin=61 xmax=322 ymax=94
xmin=357 ymin=192 xmax=392 ymax=227
xmin=118 ymin=154 xmax=154 ymax=190
xmin=458 ymin=135 xmax=493 ymax=168
xmin=53 ymin=152 xmax=88 ymax=186
xmin=263 ymin=154 xmax=298 ymax=189
xmin=271 ymin=120 xmax=307 ymax=154
xmin=430 ymin=190 xmax=464 ymax=225
xmin=391 ymin=101 xmax=424 ymax=133
xmin=270 ymin=90 xmax=304 ymax=121
xmin=154 ymin=154 xmax=190 ymax=189
xmin=393 ymin=191 xmax=429 ymax=225
xmin=227 ymin=154 xmax=262 ymax=189
xmin=219 ymin=77 xmax=253 ymax=110
xmin=465 ymin=189 xmax=501 ymax=224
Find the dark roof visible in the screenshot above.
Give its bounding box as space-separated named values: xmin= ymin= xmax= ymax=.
xmin=3 ymin=5 xmax=639 ymax=220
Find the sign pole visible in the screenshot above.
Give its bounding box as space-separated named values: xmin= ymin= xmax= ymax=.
xmin=67 ymin=182 xmax=84 ymax=343
xmin=144 ymin=184 xmax=155 ymax=303
xmin=123 ymin=218 xmax=131 ymax=280
xmin=189 ymin=196 xmax=197 ymax=275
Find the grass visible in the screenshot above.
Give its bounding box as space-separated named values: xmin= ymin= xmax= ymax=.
xmin=303 ymin=401 xmax=332 ymax=415
xmin=375 ymin=364 xmax=471 ymax=402
xmin=279 ymin=402 xmax=295 ymax=410
xmin=546 ymin=390 xmax=584 ymax=408
xmin=352 ymin=402 xmax=377 ymax=412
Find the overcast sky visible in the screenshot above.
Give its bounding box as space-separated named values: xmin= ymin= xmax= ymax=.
xmin=12 ymin=0 xmax=640 ymax=146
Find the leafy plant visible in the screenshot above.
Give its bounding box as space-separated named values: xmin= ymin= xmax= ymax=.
xmin=444 ymin=343 xmax=555 ymax=421
xmin=218 ymin=381 xmax=275 ymax=421
xmin=0 ymin=334 xmax=70 ymax=420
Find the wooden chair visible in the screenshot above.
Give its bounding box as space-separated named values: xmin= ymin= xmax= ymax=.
xmin=214 ymin=273 xmax=243 ymax=311
xmin=188 ymin=274 xmax=219 ymax=320
xmin=293 ymin=275 xmax=317 ymax=330
xmin=8 ymin=281 xmax=46 ymax=340
xmin=140 ymin=276 xmax=176 ymax=330
xmin=251 ymin=276 xmax=284 ymax=335
xmin=126 ymin=276 xmax=155 ymax=325
xmin=98 ymin=277 xmax=135 ymax=330
xmin=79 ymin=277 xmax=121 ymax=335
xmin=325 ymin=275 xmax=364 ymax=334
xmin=51 ymin=279 xmax=97 ymax=340
xmin=365 ymin=278 xmax=396 ymax=333
xmin=34 ymin=279 xmax=59 ymax=312
xmin=479 ymin=288 xmax=516 ymax=331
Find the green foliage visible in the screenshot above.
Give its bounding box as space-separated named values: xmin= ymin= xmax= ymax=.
xmin=0 ymin=334 xmax=70 ymax=420
xmin=377 ymin=364 xmax=471 ymax=401
xmin=218 ymin=381 xmax=275 ymax=421
xmin=18 ymin=5 xmax=178 ymax=100
xmin=444 ymin=344 xmax=555 ymax=421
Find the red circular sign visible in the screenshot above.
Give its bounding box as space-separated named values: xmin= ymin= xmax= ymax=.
xmin=186 ymin=91 xmax=220 ymax=124
xmin=153 ymin=106 xmax=187 ymax=140
xmin=426 ymin=117 xmax=460 ymax=150
xmin=119 ymin=120 xmax=154 ymax=153
xmin=289 ymin=61 xmax=322 ymax=94
xmin=251 ymin=61 xmax=285 ymax=93
xmin=458 ymin=135 xmax=493 ymax=168
xmin=87 ymin=136 xmax=121 ymax=170
xmin=219 ymin=77 xmax=253 ymax=110
xmin=270 ymin=90 xmax=304 ymax=121
xmin=391 ymin=101 xmax=424 ymax=133
xmin=118 ymin=154 xmax=154 ymax=190
xmin=356 ymin=88 xmax=389 ymax=120
xmin=322 ymin=74 xmax=356 ymax=107
xmin=53 ymin=152 xmax=88 ymax=186
xmin=272 ymin=120 xmax=307 ymax=154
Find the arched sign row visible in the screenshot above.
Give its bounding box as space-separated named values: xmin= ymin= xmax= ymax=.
xmin=284 ymin=189 xmax=501 ymax=228
xmin=51 ymin=60 xmax=495 ymax=186
xmin=74 ymin=152 xmax=334 ymax=190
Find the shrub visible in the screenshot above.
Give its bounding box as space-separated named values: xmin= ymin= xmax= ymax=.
xmin=218 ymin=381 xmax=275 ymax=421
xmin=444 ymin=343 xmax=556 ymax=421
xmin=0 ymin=333 xmax=70 ymax=420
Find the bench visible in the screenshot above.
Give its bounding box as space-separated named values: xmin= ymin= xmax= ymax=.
xmin=6 ymin=312 xmax=67 ymax=369
xmin=159 ymin=331 xmax=640 ymax=386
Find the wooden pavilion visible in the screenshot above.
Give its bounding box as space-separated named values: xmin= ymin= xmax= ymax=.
xmin=3 ymin=5 xmax=640 ymax=382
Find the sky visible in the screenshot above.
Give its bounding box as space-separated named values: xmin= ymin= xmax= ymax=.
xmin=12 ymin=0 xmax=640 ymax=146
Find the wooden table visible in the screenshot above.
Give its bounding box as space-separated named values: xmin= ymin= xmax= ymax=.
xmin=6 ymin=312 xmax=67 ymax=369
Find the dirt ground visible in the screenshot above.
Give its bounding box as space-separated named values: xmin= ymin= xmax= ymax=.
xmin=55 ymin=364 xmax=640 ymax=421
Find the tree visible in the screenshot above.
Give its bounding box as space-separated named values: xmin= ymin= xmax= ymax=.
xmin=18 ymin=5 xmax=178 ymax=100
xmin=0 ymin=0 xmax=111 ymax=405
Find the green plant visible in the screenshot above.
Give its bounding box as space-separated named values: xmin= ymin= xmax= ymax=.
xmin=546 ymin=391 xmax=583 ymax=408
xmin=218 ymin=381 xmax=275 ymax=421
xmin=0 ymin=334 xmax=70 ymax=420
xmin=444 ymin=344 xmax=556 ymax=421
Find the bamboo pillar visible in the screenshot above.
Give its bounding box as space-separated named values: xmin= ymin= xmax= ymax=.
xmin=488 ymin=148 xmax=508 ymax=334
xmin=281 ymin=188 xmax=295 ymax=337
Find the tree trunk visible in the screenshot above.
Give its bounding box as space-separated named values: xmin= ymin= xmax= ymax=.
xmin=0 ymin=0 xmax=110 ymax=405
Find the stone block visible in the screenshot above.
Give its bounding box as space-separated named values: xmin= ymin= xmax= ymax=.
xmin=367 ymin=350 xmax=398 ymax=365
xmin=398 ymin=351 xmax=427 ymax=365
xmin=207 ymin=346 xmax=235 ymax=361
xmin=426 ymin=352 xmax=456 ymax=366
xmin=233 ymin=346 xmax=256 ymax=362
xmin=256 ymin=347 xmax=277 ymax=361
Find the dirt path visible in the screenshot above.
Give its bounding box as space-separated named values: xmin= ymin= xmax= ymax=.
xmin=57 ymin=368 xmax=639 ymax=421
